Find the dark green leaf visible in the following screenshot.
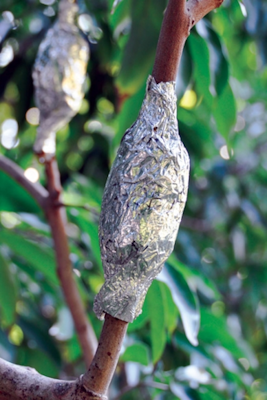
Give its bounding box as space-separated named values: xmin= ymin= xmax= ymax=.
xmin=116 ymin=0 xmax=166 ymax=95
xmin=0 ymin=171 xmax=40 ymax=213
xmin=188 ymin=32 xmax=212 ymax=107
xmin=0 ymin=251 xmax=17 ymax=327
xmin=212 ymin=82 xmax=237 ymax=142
xmin=147 ymin=280 xmax=167 ymax=363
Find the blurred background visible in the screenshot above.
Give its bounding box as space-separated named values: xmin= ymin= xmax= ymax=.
xmin=0 ymin=0 xmax=267 ymax=399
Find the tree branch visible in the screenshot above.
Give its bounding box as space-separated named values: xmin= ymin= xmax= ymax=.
xmin=0 ymin=358 xmax=77 ymax=400
xmin=0 ymin=154 xmax=97 ymax=367
xmin=0 ymin=155 xmax=48 ymax=209
xmin=0 ymin=358 xmax=111 ymax=400
xmin=187 ymin=0 xmax=224 ymax=26
xmin=44 ymin=158 xmax=97 ymax=368
xmin=152 ymin=0 xmax=224 ymax=83
xmin=82 ymin=314 xmax=128 ymax=399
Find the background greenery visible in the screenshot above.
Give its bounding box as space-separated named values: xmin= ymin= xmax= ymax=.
xmin=0 ymin=0 xmax=267 ymax=399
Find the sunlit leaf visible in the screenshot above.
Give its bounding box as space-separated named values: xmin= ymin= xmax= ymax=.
xmin=120 ymin=342 xmax=150 ymax=366
xmin=158 ymin=263 xmax=200 ymax=346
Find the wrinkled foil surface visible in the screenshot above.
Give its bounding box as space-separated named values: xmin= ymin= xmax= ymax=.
xmin=33 ymin=0 xmax=89 ymax=156
xmin=94 ymin=76 xmax=190 ymax=322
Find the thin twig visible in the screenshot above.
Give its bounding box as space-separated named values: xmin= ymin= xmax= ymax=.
xmin=0 ymin=155 xmax=48 ymax=209
xmin=152 ymin=0 xmax=224 ymax=82
xmin=44 ymin=158 xmax=97 ymax=367
xmin=82 ymin=313 xmax=128 ymax=399
xmin=152 ymin=0 xmax=188 ymax=83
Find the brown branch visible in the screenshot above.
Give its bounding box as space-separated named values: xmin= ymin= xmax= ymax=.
xmin=0 ymin=358 xmax=109 ymax=400
xmin=152 ymin=0 xmax=224 ymax=83
xmin=0 ymin=155 xmax=48 ymax=209
xmin=0 ymin=154 xmax=97 ymax=367
xmin=187 ymin=0 xmax=224 ymax=26
xmin=45 ymin=158 xmax=97 ymax=368
xmin=0 ymin=358 xmax=77 ymax=400
xmin=82 ymin=314 xmax=128 ymax=399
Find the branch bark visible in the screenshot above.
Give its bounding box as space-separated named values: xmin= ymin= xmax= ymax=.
xmin=0 ymin=155 xmax=48 ymax=209
xmin=152 ymin=0 xmax=224 ymax=83
xmin=44 ymin=158 xmax=97 ymax=367
xmin=82 ymin=314 xmax=128 ymax=399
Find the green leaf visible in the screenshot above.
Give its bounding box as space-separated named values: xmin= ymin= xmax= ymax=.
xmin=199 ymin=388 xmax=226 ymax=400
xmin=0 ymin=251 xmax=17 ymax=327
xmin=188 ymin=32 xmax=212 ymax=107
xmin=147 ymin=280 xmax=167 ymax=363
xmin=174 ymin=331 xmax=211 ymax=362
xmin=120 ymin=342 xmax=150 ymax=366
xmin=167 ymin=254 xmax=220 ymax=300
xmin=112 ymin=81 xmax=145 ymax=152
xmin=0 ymin=171 xmax=40 ymax=213
xmin=116 ymin=0 xmax=166 ymax=95
xmin=0 ymin=228 xmax=58 ymax=286
xmin=17 ymin=347 xmax=59 ymax=378
xmin=108 ymin=0 xmax=131 ymax=30
xmin=18 ymin=315 xmax=61 ymax=366
xmin=127 ymin=294 xmax=149 ymax=332
xmin=158 ymin=281 xmax=179 ymax=334
xmin=72 ymin=212 xmax=102 ymax=268
xmin=196 ymin=20 xmax=229 ymax=96
xmin=170 ymin=383 xmax=201 ymax=400
xmin=199 ymin=308 xmax=249 ymax=360
xmin=212 ymin=82 xmax=237 ymax=142
xmin=176 ymin=41 xmax=193 ymax=100
xmin=159 ymin=263 xmax=200 ymax=346
xmin=65 ymin=335 xmax=82 ymax=363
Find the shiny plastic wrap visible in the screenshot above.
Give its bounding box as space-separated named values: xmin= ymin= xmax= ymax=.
xmin=94 ymin=76 xmax=190 ymax=323
xmin=32 ymin=0 xmax=89 ymax=157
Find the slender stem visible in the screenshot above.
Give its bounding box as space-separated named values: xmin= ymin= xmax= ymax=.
xmin=82 ymin=314 xmax=128 ymax=399
xmin=152 ymin=0 xmax=224 ymax=83
xmin=45 ymin=158 xmax=97 ymax=367
xmin=152 ymin=0 xmax=188 ymax=83
xmin=0 ymin=155 xmax=48 ymax=209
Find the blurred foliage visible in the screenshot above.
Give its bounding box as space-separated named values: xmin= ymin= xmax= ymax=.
xmin=0 ymin=0 xmax=267 ymax=399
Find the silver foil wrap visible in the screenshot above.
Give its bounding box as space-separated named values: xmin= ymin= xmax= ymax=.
xmin=94 ymin=76 xmax=190 ymax=322
xmin=33 ymin=0 xmax=89 ymax=156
